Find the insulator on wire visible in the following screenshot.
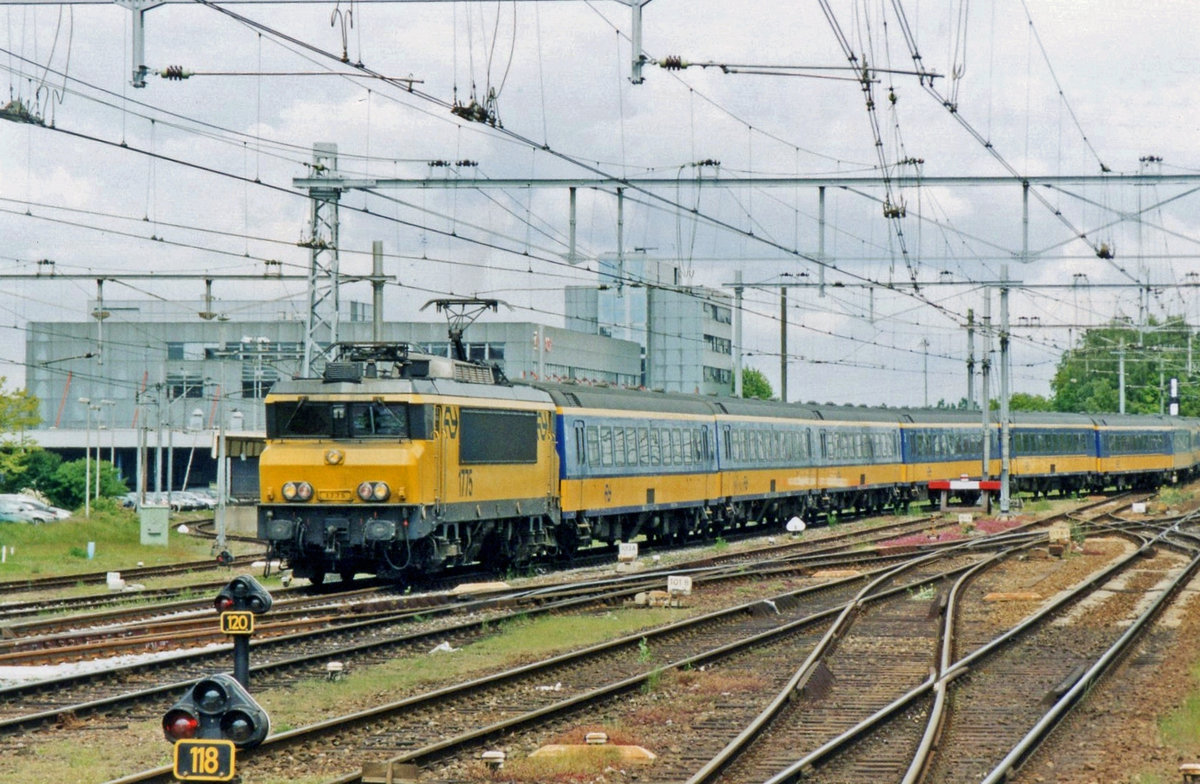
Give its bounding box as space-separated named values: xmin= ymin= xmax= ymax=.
xmin=160 ymin=65 xmax=192 ymax=80
xmin=661 ymin=55 xmax=686 ymax=70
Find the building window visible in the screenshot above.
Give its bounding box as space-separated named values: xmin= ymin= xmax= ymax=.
xmin=167 ymin=373 xmax=205 ymax=400
xmin=703 ymin=334 xmax=732 ymax=354
xmin=702 ymin=366 xmax=732 ymax=384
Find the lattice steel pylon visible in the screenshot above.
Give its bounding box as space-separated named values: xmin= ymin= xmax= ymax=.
xmin=301 ymin=143 xmax=344 ymax=377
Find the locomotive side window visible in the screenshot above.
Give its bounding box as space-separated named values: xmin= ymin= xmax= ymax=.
xmin=459 ymin=408 xmax=538 ymax=464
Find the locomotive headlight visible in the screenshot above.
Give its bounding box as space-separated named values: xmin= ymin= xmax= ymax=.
xmin=282 ymin=481 xmax=313 ymax=502
xmin=357 ymin=481 xmax=391 ymax=502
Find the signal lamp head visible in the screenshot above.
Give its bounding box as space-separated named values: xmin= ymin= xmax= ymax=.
xmin=162 ymin=709 xmax=199 ymax=741
xmin=220 ymin=710 xmax=258 ymax=744
xmin=194 ymin=679 xmax=230 ymax=713
xmin=214 ymin=595 xmax=235 ymax=613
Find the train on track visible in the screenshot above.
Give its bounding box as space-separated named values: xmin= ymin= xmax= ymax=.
xmin=257 ymin=341 xmax=1200 ymax=584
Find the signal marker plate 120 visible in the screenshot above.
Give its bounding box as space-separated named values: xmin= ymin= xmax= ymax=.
xmin=220 ymin=611 xmax=254 ymax=635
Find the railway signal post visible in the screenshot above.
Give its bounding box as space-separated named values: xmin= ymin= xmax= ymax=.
xmin=214 ymin=575 xmax=273 ymax=687
xmin=162 ymin=673 xmax=271 ymax=781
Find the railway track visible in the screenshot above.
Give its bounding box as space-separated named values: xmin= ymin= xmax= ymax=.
xmin=99 ymin=545 xmax=996 ymax=784
xmin=0 ymin=529 xmax=948 ymax=740
xmin=675 ymin=514 xmax=1199 ymax=783
xmin=0 ymin=512 xmax=943 ymax=663
xmin=0 ymin=492 xmax=1148 ymax=783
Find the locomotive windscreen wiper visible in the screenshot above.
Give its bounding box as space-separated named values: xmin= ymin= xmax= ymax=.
xmin=279 ymin=397 xmax=308 ymax=435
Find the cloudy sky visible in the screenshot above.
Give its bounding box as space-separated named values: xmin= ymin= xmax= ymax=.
xmin=2 ymin=0 xmax=1199 ymax=406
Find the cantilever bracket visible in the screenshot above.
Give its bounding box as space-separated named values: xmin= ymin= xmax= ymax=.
xmin=114 ymin=0 xmax=166 ymax=88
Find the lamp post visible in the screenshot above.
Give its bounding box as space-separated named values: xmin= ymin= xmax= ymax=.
xmin=95 ymin=401 xmax=113 ymax=501
xmin=78 ymin=397 xmax=92 ymax=518
xmin=920 ymin=339 xmax=930 ymax=407
xmin=101 ymin=399 xmax=116 ymax=466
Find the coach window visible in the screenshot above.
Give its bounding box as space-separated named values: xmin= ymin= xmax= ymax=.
xmin=637 ymin=427 xmax=650 ymax=466
xmin=670 ymin=428 xmax=682 ymax=465
xmin=574 ymin=422 xmax=587 ymax=465
xmin=587 ymin=426 xmax=601 ymax=465
xmin=612 ymin=427 xmax=626 ymax=467
xmin=648 ymin=429 xmax=661 ymax=466
xmin=625 ymin=427 xmax=639 ymax=465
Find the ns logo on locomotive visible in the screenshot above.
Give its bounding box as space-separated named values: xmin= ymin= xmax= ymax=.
xmin=258 ymin=341 xmax=1200 ymax=585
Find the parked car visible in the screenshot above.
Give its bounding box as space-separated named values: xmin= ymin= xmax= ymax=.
xmin=0 ymin=495 xmax=70 ymax=521
xmin=0 ymin=499 xmax=54 ymax=524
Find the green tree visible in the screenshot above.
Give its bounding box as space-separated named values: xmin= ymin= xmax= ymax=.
xmin=1008 ymin=392 xmax=1053 ymax=411
xmin=0 ymin=379 xmax=44 ymax=492
xmin=43 ymin=459 xmax=126 ymax=510
xmin=740 ymin=368 xmax=774 ymax=400
xmin=0 ymin=379 xmax=39 ymax=446
xmin=0 ymin=447 xmax=61 ymax=494
xmin=1051 ymin=317 xmax=1196 ymax=414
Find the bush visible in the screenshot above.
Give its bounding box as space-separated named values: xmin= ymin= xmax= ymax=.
xmin=43 ymin=459 xmax=128 ymax=509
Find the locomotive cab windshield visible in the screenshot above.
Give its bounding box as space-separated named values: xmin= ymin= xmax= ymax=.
xmin=266 ymin=399 xmax=416 ymax=440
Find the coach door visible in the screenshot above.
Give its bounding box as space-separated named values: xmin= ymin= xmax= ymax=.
xmin=567 ymin=420 xmax=586 ymax=511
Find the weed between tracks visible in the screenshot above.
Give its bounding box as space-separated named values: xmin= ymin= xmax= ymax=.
xmin=1158 ymin=658 xmax=1200 ymax=756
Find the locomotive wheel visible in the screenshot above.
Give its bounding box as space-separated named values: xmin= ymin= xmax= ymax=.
xmin=293 ymin=559 xmax=326 ymax=586
xmin=479 ymin=531 xmax=512 ymax=574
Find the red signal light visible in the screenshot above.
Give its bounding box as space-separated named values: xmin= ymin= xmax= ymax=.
xmin=162 ymin=709 xmax=199 ymax=741
xmin=214 ymin=596 xmax=235 ymax=613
